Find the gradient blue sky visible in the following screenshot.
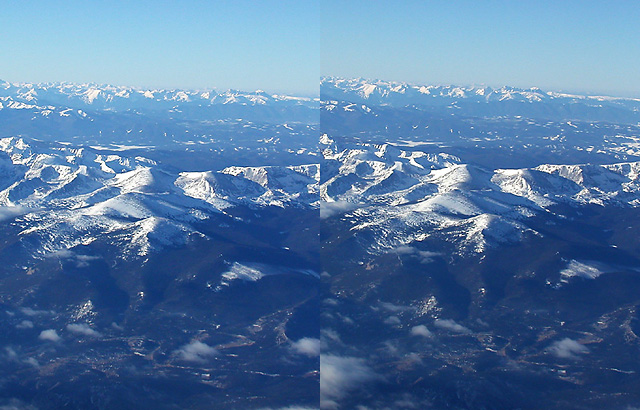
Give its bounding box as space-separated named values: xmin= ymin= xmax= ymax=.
xmin=2 ymin=1 xmax=639 ymax=97
xmin=322 ymin=0 xmax=640 ymax=98
xmin=0 ymin=0 xmax=318 ymax=95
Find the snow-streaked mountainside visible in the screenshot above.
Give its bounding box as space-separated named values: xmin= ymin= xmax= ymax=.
xmin=321 ymin=136 xmax=640 ymax=254
xmin=0 ymin=137 xmax=318 ymax=260
xmin=322 ymin=77 xmax=640 ymax=124
xmin=321 ymin=78 xmax=640 ymax=410
xmin=0 ymin=81 xmax=321 ymax=410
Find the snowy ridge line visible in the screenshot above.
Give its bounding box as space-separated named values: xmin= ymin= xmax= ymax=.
xmin=321 ymin=77 xmax=640 ymax=104
xmin=0 ymin=79 xmax=317 ymax=107
xmin=322 ymin=141 xmax=640 ymax=208
xmin=0 ymin=137 xmax=319 ymax=260
xmin=321 ymin=77 xmax=640 ymax=126
xmin=321 ymin=142 xmax=640 ymax=255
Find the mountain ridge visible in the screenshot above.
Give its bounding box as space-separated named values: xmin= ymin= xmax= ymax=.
xmin=0 ymin=137 xmax=319 ymax=262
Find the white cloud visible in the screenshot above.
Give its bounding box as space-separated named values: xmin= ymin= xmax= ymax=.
xmin=393 ymin=246 xmax=440 ymax=264
xmin=434 ymin=319 xmax=471 ymax=334
xmin=547 ymin=338 xmax=589 ymax=359
xmin=384 ymin=316 xmax=401 ymax=326
xmin=383 ymin=341 xmax=400 ymax=356
xmin=291 ymin=338 xmax=320 ymax=357
xmin=20 ymin=307 xmax=52 ymax=316
xmin=16 ymin=320 xmax=33 ymax=329
xmin=321 ymin=329 xmax=343 ymax=345
xmin=66 ymin=323 xmax=101 ymax=337
xmin=45 ymin=249 xmax=75 ymax=259
xmin=394 ymin=246 xmax=417 ymax=255
xmin=560 ymin=260 xmax=605 ymax=282
xmin=321 ymin=355 xmax=380 ymax=409
xmin=38 ymin=329 xmax=61 ymax=342
xmin=46 ymin=250 xmax=100 ymax=268
xmin=323 ymin=298 xmax=339 ymax=306
xmin=410 ymin=325 xmax=432 ymax=338
xmin=379 ymin=302 xmax=412 ymax=313
xmin=4 ymin=347 xmax=18 ymax=360
xmin=175 ymin=340 xmax=218 ymax=363
xmin=320 ymin=201 xmax=360 ymax=219
xmin=74 ymin=255 xmax=101 ymax=268
xmin=404 ymin=352 xmax=423 ymax=366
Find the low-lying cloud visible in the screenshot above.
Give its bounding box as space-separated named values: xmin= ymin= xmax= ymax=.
xmin=0 ymin=206 xmax=29 ymax=222
xmin=290 ymin=337 xmax=320 ymax=357
xmin=46 ymin=250 xmax=100 ymax=268
xmin=174 ymin=340 xmax=218 ymax=363
xmin=393 ymin=246 xmax=440 ymax=264
xmin=384 ymin=316 xmax=401 ymax=326
xmin=38 ymin=329 xmax=61 ymax=342
xmin=16 ymin=320 xmax=33 ymax=329
xmin=379 ymin=302 xmax=413 ymax=313
xmin=434 ymin=319 xmax=471 ymax=334
xmin=321 ymin=355 xmax=381 ymax=409
xmin=320 ymin=201 xmax=361 ymax=219
xmin=0 ymin=398 xmax=39 ymax=410
xmin=547 ymin=338 xmax=589 ymax=359
xmin=66 ymin=323 xmax=101 ymax=337
xmin=20 ymin=307 xmax=53 ymax=316
xmin=410 ymin=325 xmax=432 ymax=338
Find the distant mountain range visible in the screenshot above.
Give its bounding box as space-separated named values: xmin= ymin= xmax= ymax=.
xmin=322 ymin=77 xmax=640 ymax=124
xmin=320 ymin=78 xmax=640 ymax=409
xmin=0 ymin=79 xmax=318 ymax=121
xmin=0 ymin=80 xmax=319 ymax=153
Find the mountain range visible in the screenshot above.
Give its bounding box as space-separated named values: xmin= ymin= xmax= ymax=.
xmin=3 ymin=77 xmax=640 ymax=409
xmin=322 ymin=77 xmax=640 ymax=124
xmin=320 ymin=78 xmax=640 ymax=410
xmin=0 ymin=81 xmax=321 ymax=410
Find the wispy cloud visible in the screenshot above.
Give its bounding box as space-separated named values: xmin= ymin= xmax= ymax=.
xmin=383 ymin=316 xmax=401 ymax=326
xmin=321 ymin=355 xmax=381 ymax=409
xmin=20 ymin=307 xmax=53 ymax=316
xmin=4 ymin=347 xmax=39 ymax=368
xmin=16 ymin=320 xmax=33 ymax=329
xmin=434 ymin=319 xmax=471 ymax=334
xmin=379 ymin=302 xmax=413 ymax=313
xmin=393 ymin=246 xmax=440 ymax=264
xmin=46 ymin=250 xmax=100 ymax=268
xmin=0 ymin=398 xmax=39 ymax=410
xmin=321 ymin=329 xmax=343 ymax=345
xmin=320 ymin=201 xmax=360 ymax=219
xmin=23 ymin=357 xmax=39 ymax=368
xmin=66 ymin=323 xmax=101 ymax=337
xmin=0 ymin=206 xmax=30 ymax=221
xmin=4 ymin=347 xmax=18 ymax=361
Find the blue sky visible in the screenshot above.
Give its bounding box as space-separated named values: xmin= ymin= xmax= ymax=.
xmin=0 ymin=0 xmax=318 ymax=95
xmin=2 ymin=1 xmax=639 ymax=97
xmin=322 ymin=0 xmax=640 ymax=97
